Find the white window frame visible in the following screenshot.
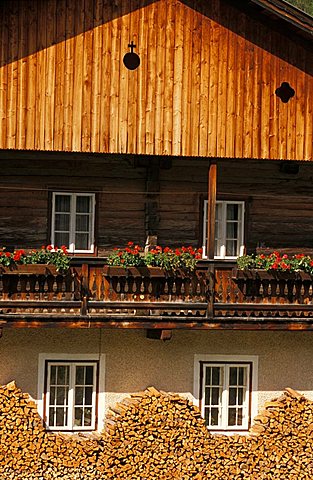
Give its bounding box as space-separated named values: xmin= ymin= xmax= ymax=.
xmin=38 ymin=353 xmax=105 ymax=432
xmin=194 ymin=355 xmax=258 ymax=433
xmin=202 ymin=200 xmax=245 ymax=259
xmin=51 ymin=192 xmax=96 ymax=254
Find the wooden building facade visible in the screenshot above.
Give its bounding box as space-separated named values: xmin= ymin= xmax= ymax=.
xmin=0 ymin=0 xmax=313 ymax=449
xmin=0 ymin=0 xmax=312 ymax=159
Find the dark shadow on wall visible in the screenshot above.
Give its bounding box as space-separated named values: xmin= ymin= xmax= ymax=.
xmin=0 ymin=0 xmax=312 ymax=75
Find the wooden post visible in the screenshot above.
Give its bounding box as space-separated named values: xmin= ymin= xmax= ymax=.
xmin=207 ymin=161 xmax=217 ymax=259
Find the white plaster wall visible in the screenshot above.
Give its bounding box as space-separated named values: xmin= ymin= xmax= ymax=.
xmin=0 ymin=328 xmax=313 ymax=426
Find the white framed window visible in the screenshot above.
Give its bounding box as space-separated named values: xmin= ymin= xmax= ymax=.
xmin=51 ymin=192 xmax=95 ymax=253
xmin=194 ymin=355 xmax=258 ymax=433
xmin=38 ymin=354 xmax=105 ymax=432
xmin=46 ymin=361 xmax=97 ymax=431
xmin=202 ymin=200 xmax=245 ymax=259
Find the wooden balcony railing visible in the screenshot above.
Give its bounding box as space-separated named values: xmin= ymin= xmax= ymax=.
xmin=1 ymin=261 xmax=313 ymax=329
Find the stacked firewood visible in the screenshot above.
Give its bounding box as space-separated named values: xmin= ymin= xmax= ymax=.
xmin=0 ymin=382 xmax=312 ymax=479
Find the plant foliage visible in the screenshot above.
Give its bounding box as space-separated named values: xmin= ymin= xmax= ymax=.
xmin=108 ymin=242 xmax=202 ymax=273
xmin=237 ymin=251 xmax=313 ymax=274
xmin=0 ymin=246 xmax=71 ymax=273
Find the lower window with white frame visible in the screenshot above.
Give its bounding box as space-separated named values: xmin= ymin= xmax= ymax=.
xmin=195 ymin=355 xmax=258 ymax=432
xmin=38 ymin=354 xmax=105 ymax=432
xmin=45 ymin=361 xmax=97 ymax=430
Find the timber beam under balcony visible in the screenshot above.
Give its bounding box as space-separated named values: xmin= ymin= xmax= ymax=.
xmin=1 ymin=315 xmax=313 ymax=330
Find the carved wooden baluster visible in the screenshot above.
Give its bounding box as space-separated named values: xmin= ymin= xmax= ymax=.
xmin=95 ymin=269 xmax=103 ymax=301
xmin=214 ymin=270 xmax=222 ymax=303
xmin=88 ymin=269 xmax=95 ymax=300
xmin=56 ymin=275 xmax=64 ymax=301
xmin=172 ymin=279 xmax=177 ymax=300
xmin=181 ymin=278 xmax=186 ymax=299
xmin=28 ymin=275 xmax=37 ymax=301
xmin=308 ymin=281 xmax=313 ymax=303
xmin=300 ymin=280 xmax=306 ymax=303
xmin=63 ymin=273 xmax=71 ymax=301
xmin=223 ymin=271 xmax=231 ymax=304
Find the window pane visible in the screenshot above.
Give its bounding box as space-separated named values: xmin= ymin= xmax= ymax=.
xmin=211 ymin=367 xmax=220 ymax=385
xmin=54 ymin=232 xmax=70 ymax=248
xmin=85 ymin=366 xmax=94 ymax=385
xmin=229 ymin=367 xmax=238 ymax=386
xmin=55 ymin=195 xmax=71 ymax=213
xmin=74 ymin=407 xmax=83 ymax=427
xmin=237 ymin=407 xmax=243 ymax=426
xmin=226 ymin=239 xmax=237 ymax=256
xmin=76 ymin=215 xmax=89 ymax=232
xmin=75 ymin=387 xmax=84 ymax=405
xmin=55 ymin=214 xmax=70 ymax=232
xmin=211 ymin=387 xmax=220 ymax=405
xmin=56 ymin=366 xmax=69 ymax=385
xmin=85 ymin=386 xmax=93 ymax=405
xmin=227 ymin=204 xmax=239 ymax=221
xmin=84 ymin=407 xmax=92 ymax=426
xmin=205 ymin=366 xmax=211 ymax=384
xmin=50 ymin=386 xmax=56 ymax=404
xmin=229 ymin=387 xmax=237 ymax=406
xmin=49 ymin=408 xmax=55 ymax=426
xmin=76 ymin=366 xmax=85 ymax=385
xmin=226 ymin=222 xmax=238 ymax=239
xmin=75 ymin=233 xmax=89 ymax=250
xmin=76 ymin=196 xmax=91 ymax=213
xmin=56 ymin=387 xmax=68 ymax=405
xmin=238 ymin=387 xmax=244 ymax=405
xmin=56 ymin=407 xmax=67 ymax=427
xmin=205 ymin=407 xmax=219 ymax=426
xmin=238 ymin=367 xmax=245 ymax=385
xmin=228 ymin=408 xmax=237 ymax=426
xmin=50 ymin=366 xmax=57 ymax=385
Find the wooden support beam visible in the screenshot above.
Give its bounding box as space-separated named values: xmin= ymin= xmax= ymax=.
xmin=207 ymin=161 xmax=217 ymax=259
xmin=2 ymin=318 xmax=313 ymax=330
xmin=146 ymin=329 xmax=172 ymax=341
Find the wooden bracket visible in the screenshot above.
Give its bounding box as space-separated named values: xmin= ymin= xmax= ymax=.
xmin=146 ymin=329 xmax=172 ymax=341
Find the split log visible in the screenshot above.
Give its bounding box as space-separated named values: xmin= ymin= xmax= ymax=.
xmin=0 ymin=383 xmax=313 ymax=479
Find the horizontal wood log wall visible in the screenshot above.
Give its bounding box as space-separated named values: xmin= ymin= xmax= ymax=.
xmin=2 ymin=155 xmax=313 ymax=252
xmin=0 ymin=0 xmax=312 ymax=160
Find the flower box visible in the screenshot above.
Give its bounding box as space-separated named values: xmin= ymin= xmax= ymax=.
xmin=232 ymin=268 xmax=311 ymax=281
xmin=103 ymin=266 xmax=166 ymax=277
xmin=0 ymin=264 xmax=59 ymax=275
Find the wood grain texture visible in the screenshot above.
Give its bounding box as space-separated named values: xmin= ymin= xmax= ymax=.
xmin=0 ymin=0 xmax=312 ymax=160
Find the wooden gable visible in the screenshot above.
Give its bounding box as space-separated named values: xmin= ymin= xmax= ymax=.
xmin=0 ymin=0 xmax=312 ymax=160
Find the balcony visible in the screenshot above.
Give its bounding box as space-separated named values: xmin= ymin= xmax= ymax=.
xmin=0 ymin=260 xmax=313 ymax=330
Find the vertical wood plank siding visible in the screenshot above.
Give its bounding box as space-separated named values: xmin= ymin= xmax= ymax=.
xmin=0 ymin=0 xmax=312 ymax=160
